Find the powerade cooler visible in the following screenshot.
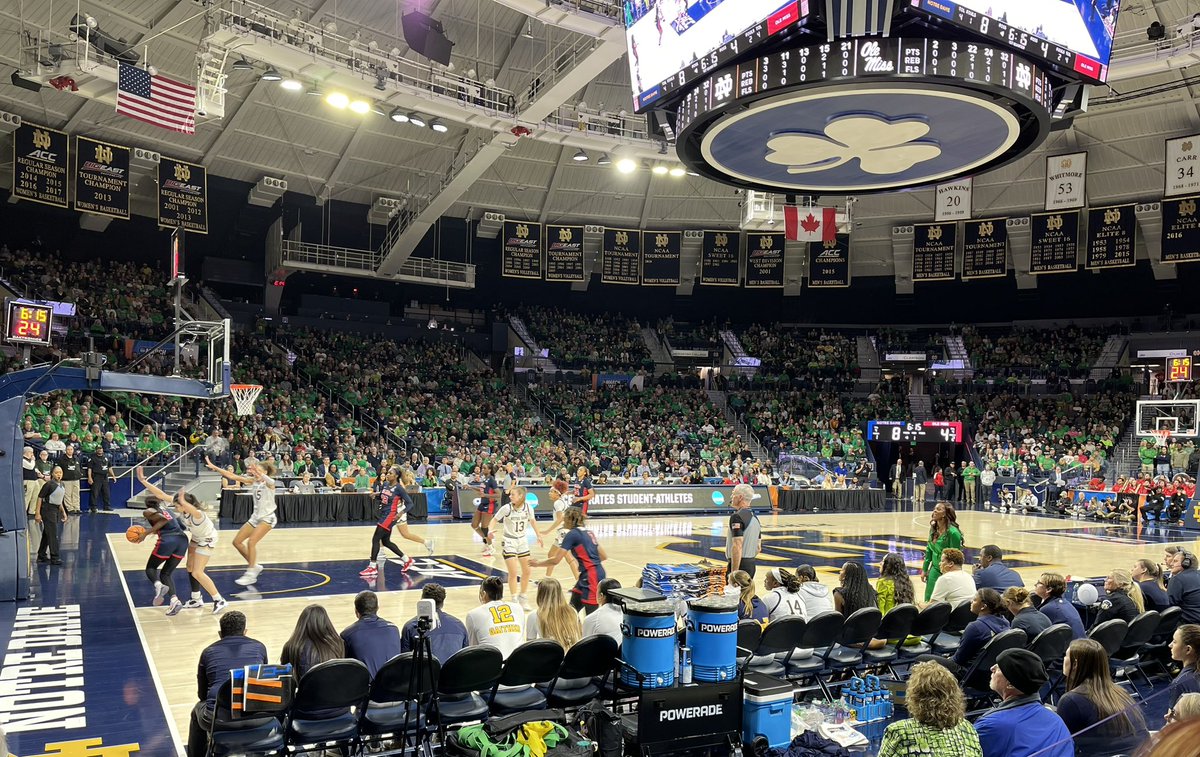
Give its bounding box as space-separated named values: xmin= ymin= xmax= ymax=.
xmin=620 ymin=601 xmax=677 ymax=688
xmin=742 ymin=672 xmax=794 ymax=749
xmin=686 ymin=596 xmax=739 ymax=682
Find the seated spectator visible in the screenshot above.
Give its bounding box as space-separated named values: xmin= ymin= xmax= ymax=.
xmin=582 ymin=578 xmax=623 ymax=646
xmin=1169 ymin=550 xmax=1200 ymax=624
xmin=729 ymin=570 xmax=769 ymax=623
xmin=923 ymin=589 xmax=1009 ymax=675
xmin=795 ymin=564 xmax=836 ymax=617
xmin=974 ymin=545 xmax=1024 ymax=591
xmin=292 ymin=471 xmax=316 ymax=494
xmin=1035 ymin=572 xmax=1086 ymax=639
xmin=465 ymin=576 xmax=525 ymax=659
xmin=188 ymin=611 xmax=268 ymax=757
xmin=281 ymin=605 xmax=345 ymax=678
xmin=526 ymin=577 xmax=582 ymax=648
xmin=341 ymin=590 xmax=401 ymax=678
xmin=876 ymin=552 xmax=917 ymax=614
xmin=834 ymin=562 xmax=878 ymax=616
xmin=1002 ymin=588 xmax=1051 ymax=640
xmin=1091 ymin=570 xmax=1142 ymax=628
xmin=877 ymin=661 xmax=982 ymax=757
xmin=1057 ymin=639 xmax=1149 ymax=756
xmin=763 ymin=568 xmax=809 ymax=621
xmin=1133 ymin=558 xmax=1169 ymax=612
xmin=928 ymin=549 xmax=975 ymax=607
xmin=401 ymin=583 xmax=468 ymax=665
xmin=1167 ymin=692 xmax=1200 ymax=726
xmin=1169 ymin=624 xmax=1200 ymax=716
xmin=974 ymin=649 xmax=1073 ymax=757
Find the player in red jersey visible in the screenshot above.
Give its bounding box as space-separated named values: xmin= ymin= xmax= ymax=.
xmin=573 ymin=466 xmax=595 ymax=515
xmin=360 ymin=467 xmax=432 ymax=577
xmin=472 ymin=464 xmax=501 ymax=557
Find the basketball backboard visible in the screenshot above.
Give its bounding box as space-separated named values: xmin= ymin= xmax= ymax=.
xmin=1136 ymin=399 xmax=1200 ymax=438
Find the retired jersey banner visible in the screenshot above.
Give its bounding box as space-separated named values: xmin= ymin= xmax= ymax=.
xmin=1045 ymin=152 xmax=1086 ymax=210
xmin=545 ymin=224 xmax=585 ymax=281
xmin=1162 ymin=197 xmax=1200 ymax=264
xmin=1165 ymin=135 xmax=1200 ymax=197
xmin=1029 ymin=211 xmax=1079 ymax=274
xmin=74 ymin=136 xmax=130 ymax=219
xmin=935 ymin=179 xmax=972 ymax=222
xmin=501 ymin=220 xmax=542 ymax=279
xmin=807 ymin=235 xmax=849 ymax=288
xmin=158 ymin=157 xmax=208 ymax=234
xmin=745 ymin=232 xmax=785 ymax=288
xmin=699 ymin=230 xmax=739 ymax=286
xmin=641 ymin=230 xmax=681 ymax=286
xmin=1086 ymin=204 xmax=1136 ymax=270
xmin=13 ymin=122 xmax=69 ymax=208
xmin=912 ymin=223 xmax=956 ymax=282
xmin=961 ymin=218 xmax=1007 ymax=280
xmin=601 ymin=228 xmax=640 ymax=285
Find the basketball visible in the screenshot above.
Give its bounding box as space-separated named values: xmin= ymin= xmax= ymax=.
xmin=125 ymin=525 xmax=146 ymax=543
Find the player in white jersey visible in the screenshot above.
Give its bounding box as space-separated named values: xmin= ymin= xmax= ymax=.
xmin=137 ymin=467 xmax=227 ymax=614
xmin=762 ymin=568 xmax=808 ymax=621
xmin=536 ymin=480 xmax=578 ymax=581
xmin=207 ymin=456 xmax=277 ymax=586
xmin=488 ymin=485 xmax=539 ymax=606
xmin=464 ymin=576 xmax=527 ymax=659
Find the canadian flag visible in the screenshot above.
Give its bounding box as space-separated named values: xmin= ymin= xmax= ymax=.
xmin=783 ymin=206 xmax=837 ymax=243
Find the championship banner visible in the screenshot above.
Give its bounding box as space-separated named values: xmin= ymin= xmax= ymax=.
xmin=1162 ymin=197 xmax=1200 ymax=264
xmin=500 ymin=220 xmax=542 ymax=279
xmin=935 ymin=179 xmax=972 ymax=222
xmin=158 ymin=157 xmax=208 ymax=234
xmin=73 ymin=136 xmax=130 ymax=219
xmin=1029 ymin=211 xmax=1080 ymax=274
xmin=601 ymin=228 xmax=641 ymax=285
xmin=807 ymin=235 xmax=849 ymax=288
xmin=912 ymin=223 xmax=956 ymax=282
xmin=961 ymin=218 xmax=1007 ymax=280
xmin=1045 ymin=152 xmax=1086 ymax=210
xmin=699 ymin=230 xmax=739 ymax=286
xmin=1165 ymin=135 xmax=1200 ymax=198
xmin=545 ymin=224 xmax=585 ymax=282
xmin=641 ymin=230 xmax=681 ymax=286
xmin=1085 ymin=204 xmax=1136 ymax=270
xmin=12 ymin=122 xmax=69 ymax=208
xmin=744 ymin=232 xmax=785 ymax=288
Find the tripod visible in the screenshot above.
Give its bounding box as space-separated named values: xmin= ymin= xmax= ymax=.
xmin=374 ymin=618 xmax=439 ymax=757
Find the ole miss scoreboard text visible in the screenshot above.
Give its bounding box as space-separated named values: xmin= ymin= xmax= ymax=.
xmin=6 ymin=300 xmax=53 ymax=346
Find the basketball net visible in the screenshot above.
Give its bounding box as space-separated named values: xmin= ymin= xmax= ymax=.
xmin=1151 ymin=429 xmax=1172 ymax=449
xmin=230 ymin=384 xmax=263 ymax=416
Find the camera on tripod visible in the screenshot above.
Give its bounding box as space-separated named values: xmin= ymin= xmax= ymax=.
xmin=416 ymin=597 xmax=438 ymax=632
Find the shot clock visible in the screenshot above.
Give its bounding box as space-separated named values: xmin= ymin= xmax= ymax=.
xmin=5 ymin=300 xmax=54 ymax=346
xmin=867 ymin=420 xmax=963 ymax=444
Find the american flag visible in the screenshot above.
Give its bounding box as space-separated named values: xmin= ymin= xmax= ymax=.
xmin=116 ymin=64 xmax=196 ymax=134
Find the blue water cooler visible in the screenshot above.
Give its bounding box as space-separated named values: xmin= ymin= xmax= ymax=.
xmin=742 ymin=672 xmax=794 ymax=748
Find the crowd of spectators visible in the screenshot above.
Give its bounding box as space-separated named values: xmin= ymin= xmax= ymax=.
xmin=517 ymin=307 xmax=652 ymax=371
xmin=737 ymin=326 xmax=859 ymax=385
xmin=963 ymin=325 xmax=1109 ymax=380
xmin=656 ymin=317 xmax=724 ymax=351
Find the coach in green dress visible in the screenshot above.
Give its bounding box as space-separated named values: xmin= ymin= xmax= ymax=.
xmin=920 ymin=502 xmax=964 ymax=602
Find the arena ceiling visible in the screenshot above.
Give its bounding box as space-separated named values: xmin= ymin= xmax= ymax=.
xmin=1 ymin=0 xmax=1199 ymax=276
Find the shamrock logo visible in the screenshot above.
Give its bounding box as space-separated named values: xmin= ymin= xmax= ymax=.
xmin=764 ymin=116 xmax=941 ymax=176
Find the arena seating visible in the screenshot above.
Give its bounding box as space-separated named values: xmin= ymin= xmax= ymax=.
xmin=733 ymin=326 xmax=858 ymax=390
xmin=962 ymin=325 xmax=1111 ymax=380
xmin=517 ymin=306 xmax=652 ymax=370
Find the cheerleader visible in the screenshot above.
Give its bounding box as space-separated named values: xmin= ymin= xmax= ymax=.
xmin=488 ymin=486 xmax=540 ymax=606
xmin=137 ymin=467 xmax=227 ymax=614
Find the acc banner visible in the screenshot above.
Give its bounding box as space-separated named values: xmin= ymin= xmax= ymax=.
xmin=1165 ymin=135 xmax=1200 ymax=197
xmin=601 ymin=228 xmax=640 ymax=284
xmin=13 ymin=122 xmax=69 ymax=208
xmin=1086 ymin=204 xmax=1136 ymax=269
xmin=74 ymin=136 xmax=130 ymax=219
xmin=501 ymin=221 xmax=542 ymax=279
xmin=912 ymin=223 xmax=956 ymax=282
xmin=699 ymin=230 xmax=739 ymax=286
xmin=1162 ymin=197 xmax=1200 ymax=264
xmin=961 ymin=218 xmax=1007 ymax=280
xmin=745 ymin=232 xmax=785 ymax=288
xmin=1045 ymin=152 xmax=1086 ymax=210
xmin=642 ymin=231 xmax=681 ymax=286
xmin=158 ymin=157 xmax=208 ymax=234
xmin=807 ymin=235 xmax=849 ymax=288
xmin=1029 ymin=211 xmax=1079 ymax=274
xmin=545 ymin=224 xmax=585 ymax=281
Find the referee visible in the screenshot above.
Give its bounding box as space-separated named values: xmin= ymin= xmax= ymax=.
xmin=726 ymin=483 xmax=762 ymax=578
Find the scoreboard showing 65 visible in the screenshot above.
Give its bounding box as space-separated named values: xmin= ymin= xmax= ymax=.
xmin=867 ymin=420 xmax=963 ymax=444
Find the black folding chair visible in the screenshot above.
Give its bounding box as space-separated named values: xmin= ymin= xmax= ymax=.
xmin=1087 ymin=619 xmax=1129 ymax=657
xmin=1028 ymin=624 xmax=1074 ymax=703
xmin=863 ymin=604 xmax=919 ymax=678
xmin=205 ymin=680 xmax=287 ymax=757
xmin=825 ymin=607 xmax=883 ymax=680
xmin=1110 ymin=611 xmax=1161 ymax=699
xmin=931 ymin=600 xmax=978 ymax=657
xmin=960 ymin=629 xmax=1028 ymax=711
xmin=487 ymin=640 xmax=565 ymax=715
xmin=896 ymin=602 xmax=952 ymax=663
xmin=542 ymin=634 xmax=619 ymax=709
xmin=745 ymin=616 xmax=806 ymax=677
xmin=284 ymin=659 xmax=370 ymax=756
xmin=1141 ymin=605 xmax=1182 ymax=680
xmin=736 ymin=620 xmax=763 ymax=668
xmin=785 ymin=611 xmax=844 ymax=698
xmin=360 ymin=652 xmax=441 ymax=756
xmin=432 ymin=646 xmax=503 ymax=735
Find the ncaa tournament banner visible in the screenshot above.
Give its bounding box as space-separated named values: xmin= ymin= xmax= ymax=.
xmin=912 ymin=223 xmax=956 ymax=282
xmin=744 ymin=232 xmax=785 ymax=288
xmin=1045 ymin=152 xmax=1087 ymax=211
xmin=545 ymin=224 xmax=585 ymax=281
xmin=1162 ymin=197 xmax=1200 ymax=264
xmin=1029 ymin=211 xmax=1080 ymax=274
xmin=500 ymin=220 xmax=542 ymax=279
xmin=158 ymin=157 xmax=208 ymax=234
xmin=641 ymin=230 xmax=681 ymax=286
xmin=73 ymin=136 xmax=130 ymax=219
xmin=1165 ymin=135 xmax=1200 ymax=197
xmin=699 ymin=230 xmax=739 ymax=286
xmin=1086 ymin=204 xmax=1136 ymax=270
xmin=601 ymin=228 xmax=641 ymax=285
xmin=12 ymin=122 xmax=69 ymax=208
xmin=961 ymin=218 xmax=1007 ymax=280
xmin=807 ymin=235 xmax=849 ymax=288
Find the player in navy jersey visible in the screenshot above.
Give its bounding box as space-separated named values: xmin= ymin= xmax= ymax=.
xmin=361 ymin=467 xmax=431 ymax=577
xmin=472 ymin=464 xmax=501 ymax=557
xmin=574 ymin=466 xmax=595 ymax=515
xmin=132 ymin=497 xmax=192 ymax=616
xmin=532 ymin=507 xmax=607 ymax=615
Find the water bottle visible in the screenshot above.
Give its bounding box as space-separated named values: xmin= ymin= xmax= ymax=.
xmin=680 ymin=646 xmax=693 ymax=685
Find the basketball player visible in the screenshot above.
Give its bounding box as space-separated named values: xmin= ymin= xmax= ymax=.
xmin=206 ymin=456 xmax=277 ymax=586
xmin=532 ymin=507 xmax=607 ymax=615
xmin=472 ymin=464 xmax=501 ymax=557
xmin=573 ymin=466 xmax=595 ymax=515
xmin=488 ymin=485 xmax=540 ymax=606
xmin=132 ymin=498 xmax=190 ymax=616
xmin=360 ymin=467 xmax=433 ymax=577
xmin=137 ymin=467 xmax=227 ymax=614
xmin=537 ymin=481 xmax=578 ymax=580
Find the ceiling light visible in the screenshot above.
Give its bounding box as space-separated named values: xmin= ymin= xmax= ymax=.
xmin=597 ymin=153 xmax=611 ymax=166
xmin=669 ymin=166 xmax=686 ymax=177
xmin=652 ymin=163 xmax=669 ymax=175
xmin=616 ymin=157 xmax=637 ymax=174
xmin=572 ymin=149 xmax=588 ymax=162
xmin=522 ymin=20 xmax=534 ymax=38
xmin=389 ymin=108 xmax=409 ymax=123
xmin=280 ymin=78 xmax=302 ymax=91
xmin=349 ymin=99 xmax=371 ymax=114
xmin=325 ymin=92 xmax=349 ymax=109
xmin=430 ymin=118 xmax=448 ymax=132
xmin=409 ymin=113 xmax=426 ymax=127
xmin=232 ymin=58 xmax=253 ymax=72
xmin=260 ymin=67 xmax=283 ymax=82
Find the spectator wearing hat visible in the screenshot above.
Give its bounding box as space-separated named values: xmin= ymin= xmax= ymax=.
xmin=726 ymin=483 xmax=761 ymax=578
xmin=973 ymin=545 xmax=1024 ymax=592
xmin=974 ymin=648 xmax=1073 ymax=757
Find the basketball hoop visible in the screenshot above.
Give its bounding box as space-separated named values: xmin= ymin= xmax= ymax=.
xmin=1151 ymin=429 xmax=1172 ymax=449
xmin=229 ymin=384 xmax=263 ymax=416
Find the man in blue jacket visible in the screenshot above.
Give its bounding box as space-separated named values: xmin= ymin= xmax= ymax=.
xmin=974 ymin=545 xmax=1025 ymax=591
xmin=188 ymin=611 xmax=268 ymax=757
xmin=1168 ymin=549 xmax=1200 ymax=624
xmin=341 ymin=590 xmax=401 ymax=679
xmin=975 ymin=649 xmax=1072 ymax=757
xmin=401 ymin=583 xmax=469 ymax=664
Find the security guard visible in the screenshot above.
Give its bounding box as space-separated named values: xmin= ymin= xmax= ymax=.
xmin=1090 ymin=570 xmax=1140 ymax=629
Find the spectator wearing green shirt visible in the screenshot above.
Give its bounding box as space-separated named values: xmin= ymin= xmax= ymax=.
xmin=962 ymin=462 xmax=979 ymax=506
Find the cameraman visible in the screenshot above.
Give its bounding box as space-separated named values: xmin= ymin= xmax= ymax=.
xmin=401 ymin=583 xmax=468 ymax=664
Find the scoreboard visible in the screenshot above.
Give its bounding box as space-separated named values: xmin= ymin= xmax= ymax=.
xmin=868 ymin=420 xmax=964 ymax=444
xmin=6 ymin=300 xmax=54 ymax=346
xmin=1169 ymin=357 xmax=1194 ymax=383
